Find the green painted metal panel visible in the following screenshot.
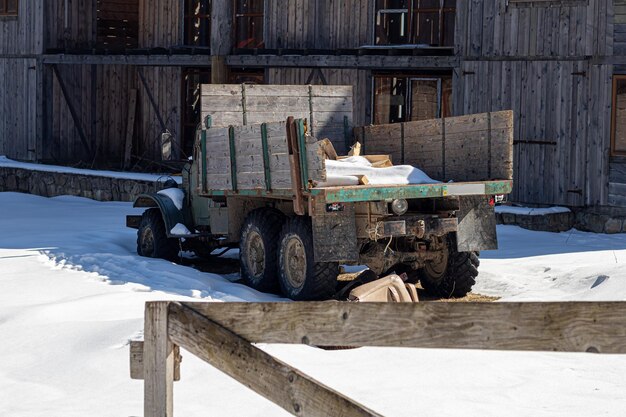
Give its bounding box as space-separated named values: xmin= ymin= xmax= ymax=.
xmin=297 ymin=119 xmax=309 ymax=191
xmin=204 ymin=181 xmax=513 ymax=204
xmin=260 ymin=123 xmax=272 ymax=191
xmin=312 ymin=180 xmax=514 ymax=204
xmin=228 ymin=127 xmax=238 ymax=192
xmin=201 ymin=130 xmax=207 ymax=192
xmin=485 ymin=181 xmax=514 ymax=195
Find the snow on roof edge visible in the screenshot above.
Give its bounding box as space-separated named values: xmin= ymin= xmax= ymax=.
xmin=0 ymin=156 xmax=182 ymax=184
xmin=495 ymin=205 xmax=572 ymax=216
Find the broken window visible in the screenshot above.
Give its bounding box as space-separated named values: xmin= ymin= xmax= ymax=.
xmin=234 ymin=0 xmax=264 ymax=49
xmin=373 ymin=75 xmax=452 ymax=124
xmin=0 ymin=0 xmax=18 ymax=16
xmin=184 ymin=0 xmax=211 ymax=47
xmin=612 ymin=76 xmax=626 ymax=156
xmin=96 ymin=0 xmax=139 ymax=49
xmin=375 ymin=0 xmax=455 ymax=47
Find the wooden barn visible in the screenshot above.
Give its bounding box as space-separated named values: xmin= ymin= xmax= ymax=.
xmin=1 ymin=0 xmax=625 ymax=208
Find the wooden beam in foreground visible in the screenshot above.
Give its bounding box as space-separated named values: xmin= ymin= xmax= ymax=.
xmin=167 ymin=302 xmax=382 ymax=417
xmin=182 ymin=301 xmax=626 ymax=354
xmin=143 ymin=302 xmax=176 ymax=417
xmin=130 ymin=341 xmax=181 ymax=381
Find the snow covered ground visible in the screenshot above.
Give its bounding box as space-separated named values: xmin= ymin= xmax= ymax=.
xmin=1 ymin=191 xmax=625 ymax=416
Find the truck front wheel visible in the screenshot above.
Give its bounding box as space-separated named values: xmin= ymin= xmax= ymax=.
xmin=137 ymin=208 xmax=179 ymax=261
xmin=277 ymin=217 xmax=339 ymax=301
xmin=418 ymin=235 xmax=479 ymax=298
xmin=239 ymin=208 xmax=285 ymax=293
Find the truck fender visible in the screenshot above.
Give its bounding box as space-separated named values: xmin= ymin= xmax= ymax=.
xmin=133 ymin=193 xmax=189 ymax=238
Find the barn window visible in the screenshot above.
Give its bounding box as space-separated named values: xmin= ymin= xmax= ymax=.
xmin=96 ymin=0 xmax=139 ymax=49
xmin=611 ymin=76 xmax=626 ymax=156
xmin=375 ymin=0 xmax=455 ymax=47
xmin=184 ymin=0 xmax=211 ymax=47
xmin=0 ymin=0 xmax=18 ymax=16
xmin=234 ymin=0 xmax=264 ymax=49
xmin=373 ymin=74 xmax=452 ymax=124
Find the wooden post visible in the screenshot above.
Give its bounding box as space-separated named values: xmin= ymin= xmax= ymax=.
xmin=211 ymin=0 xmax=233 ymax=84
xmin=143 ymin=302 xmax=175 ymax=417
xmin=123 ymin=89 xmax=138 ymax=169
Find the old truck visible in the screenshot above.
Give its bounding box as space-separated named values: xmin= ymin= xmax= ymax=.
xmin=127 ymin=85 xmax=513 ymax=301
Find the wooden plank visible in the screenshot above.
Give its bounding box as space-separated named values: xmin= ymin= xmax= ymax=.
xmin=182 ymin=301 xmax=626 ymax=354
xmin=123 ymin=88 xmax=138 ymax=169
xmin=167 ymin=302 xmax=382 ymax=417
xmin=143 ymin=301 xmax=174 ymax=417
xmin=130 ymin=341 xmax=181 ymax=381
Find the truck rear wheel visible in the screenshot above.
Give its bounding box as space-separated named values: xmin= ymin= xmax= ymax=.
xmin=277 ymin=216 xmax=339 ymax=301
xmin=418 ymin=235 xmax=480 ymax=298
xmin=239 ymin=208 xmax=285 ymax=293
xmin=137 ymin=208 xmax=179 ymax=261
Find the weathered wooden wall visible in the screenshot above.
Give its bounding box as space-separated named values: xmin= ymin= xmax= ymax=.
xmin=265 ymin=0 xmax=372 ymax=49
xmin=357 ymin=110 xmax=514 ymax=183
xmin=201 ymin=84 xmax=353 ymax=154
xmin=45 ymin=65 xmax=138 ymax=164
xmin=267 ymin=68 xmax=371 ymax=129
xmin=137 ymin=67 xmax=182 ymax=160
xmin=454 ymin=0 xmax=614 ymax=207
xmin=43 ymin=64 xmax=180 ymax=165
xmin=45 ymin=0 xmax=96 ymax=50
xmin=616 ymin=0 xmax=626 ymax=54
xmin=456 ymin=0 xmax=613 ymax=58
xmin=138 ymin=0 xmax=182 ymax=47
xmin=0 ymin=58 xmax=39 ymax=161
xmin=0 ymin=1 xmax=43 ymax=54
xmin=45 ymin=0 xmax=175 ymax=50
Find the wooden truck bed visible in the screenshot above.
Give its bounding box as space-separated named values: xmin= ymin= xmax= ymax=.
xmin=194 ymin=109 xmax=514 ymax=205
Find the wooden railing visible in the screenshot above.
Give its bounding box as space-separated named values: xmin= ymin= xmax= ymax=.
xmin=131 ymin=301 xmax=626 ymax=417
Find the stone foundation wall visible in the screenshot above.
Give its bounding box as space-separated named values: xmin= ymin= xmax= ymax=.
xmin=496 ymin=211 xmax=575 ymax=233
xmin=497 ymin=207 xmax=626 ymax=234
xmin=574 ymin=211 xmax=626 ymax=234
xmin=0 ymin=167 xmax=166 ymax=202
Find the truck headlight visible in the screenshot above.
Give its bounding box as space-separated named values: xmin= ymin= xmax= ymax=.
xmin=390 ymin=199 xmax=408 ymax=216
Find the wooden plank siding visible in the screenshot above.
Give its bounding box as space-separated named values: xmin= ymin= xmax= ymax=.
xmin=267 ymin=68 xmax=371 ymax=131
xmin=0 ymin=58 xmax=39 ymax=161
xmin=44 ymin=64 xmax=142 ymax=165
xmin=0 ymin=0 xmax=623 ymax=210
xmin=137 ymin=66 xmax=182 ymax=161
xmin=265 ymin=0 xmax=372 ymax=49
xmin=138 ymin=0 xmax=182 ymax=48
xmin=43 ymin=64 xmax=182 ymax=165
xmin=457 ymin=0 xmax=610 ymax=58
xmin=454 ymin=0 xmax=614 ymax=207
xmin=45 ymin=0 xmax=96 ymax=50
xmin=201 ymin=84 xmax=354 ymax=154
xmin=0 ymin=0 xmax=44 ymax=54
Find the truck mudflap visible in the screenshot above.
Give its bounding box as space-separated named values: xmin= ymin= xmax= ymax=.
xmin=311 ymin=200 xmax=359 ymax=263
xmin=456 ymin=195 xmax=498 ymax=252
